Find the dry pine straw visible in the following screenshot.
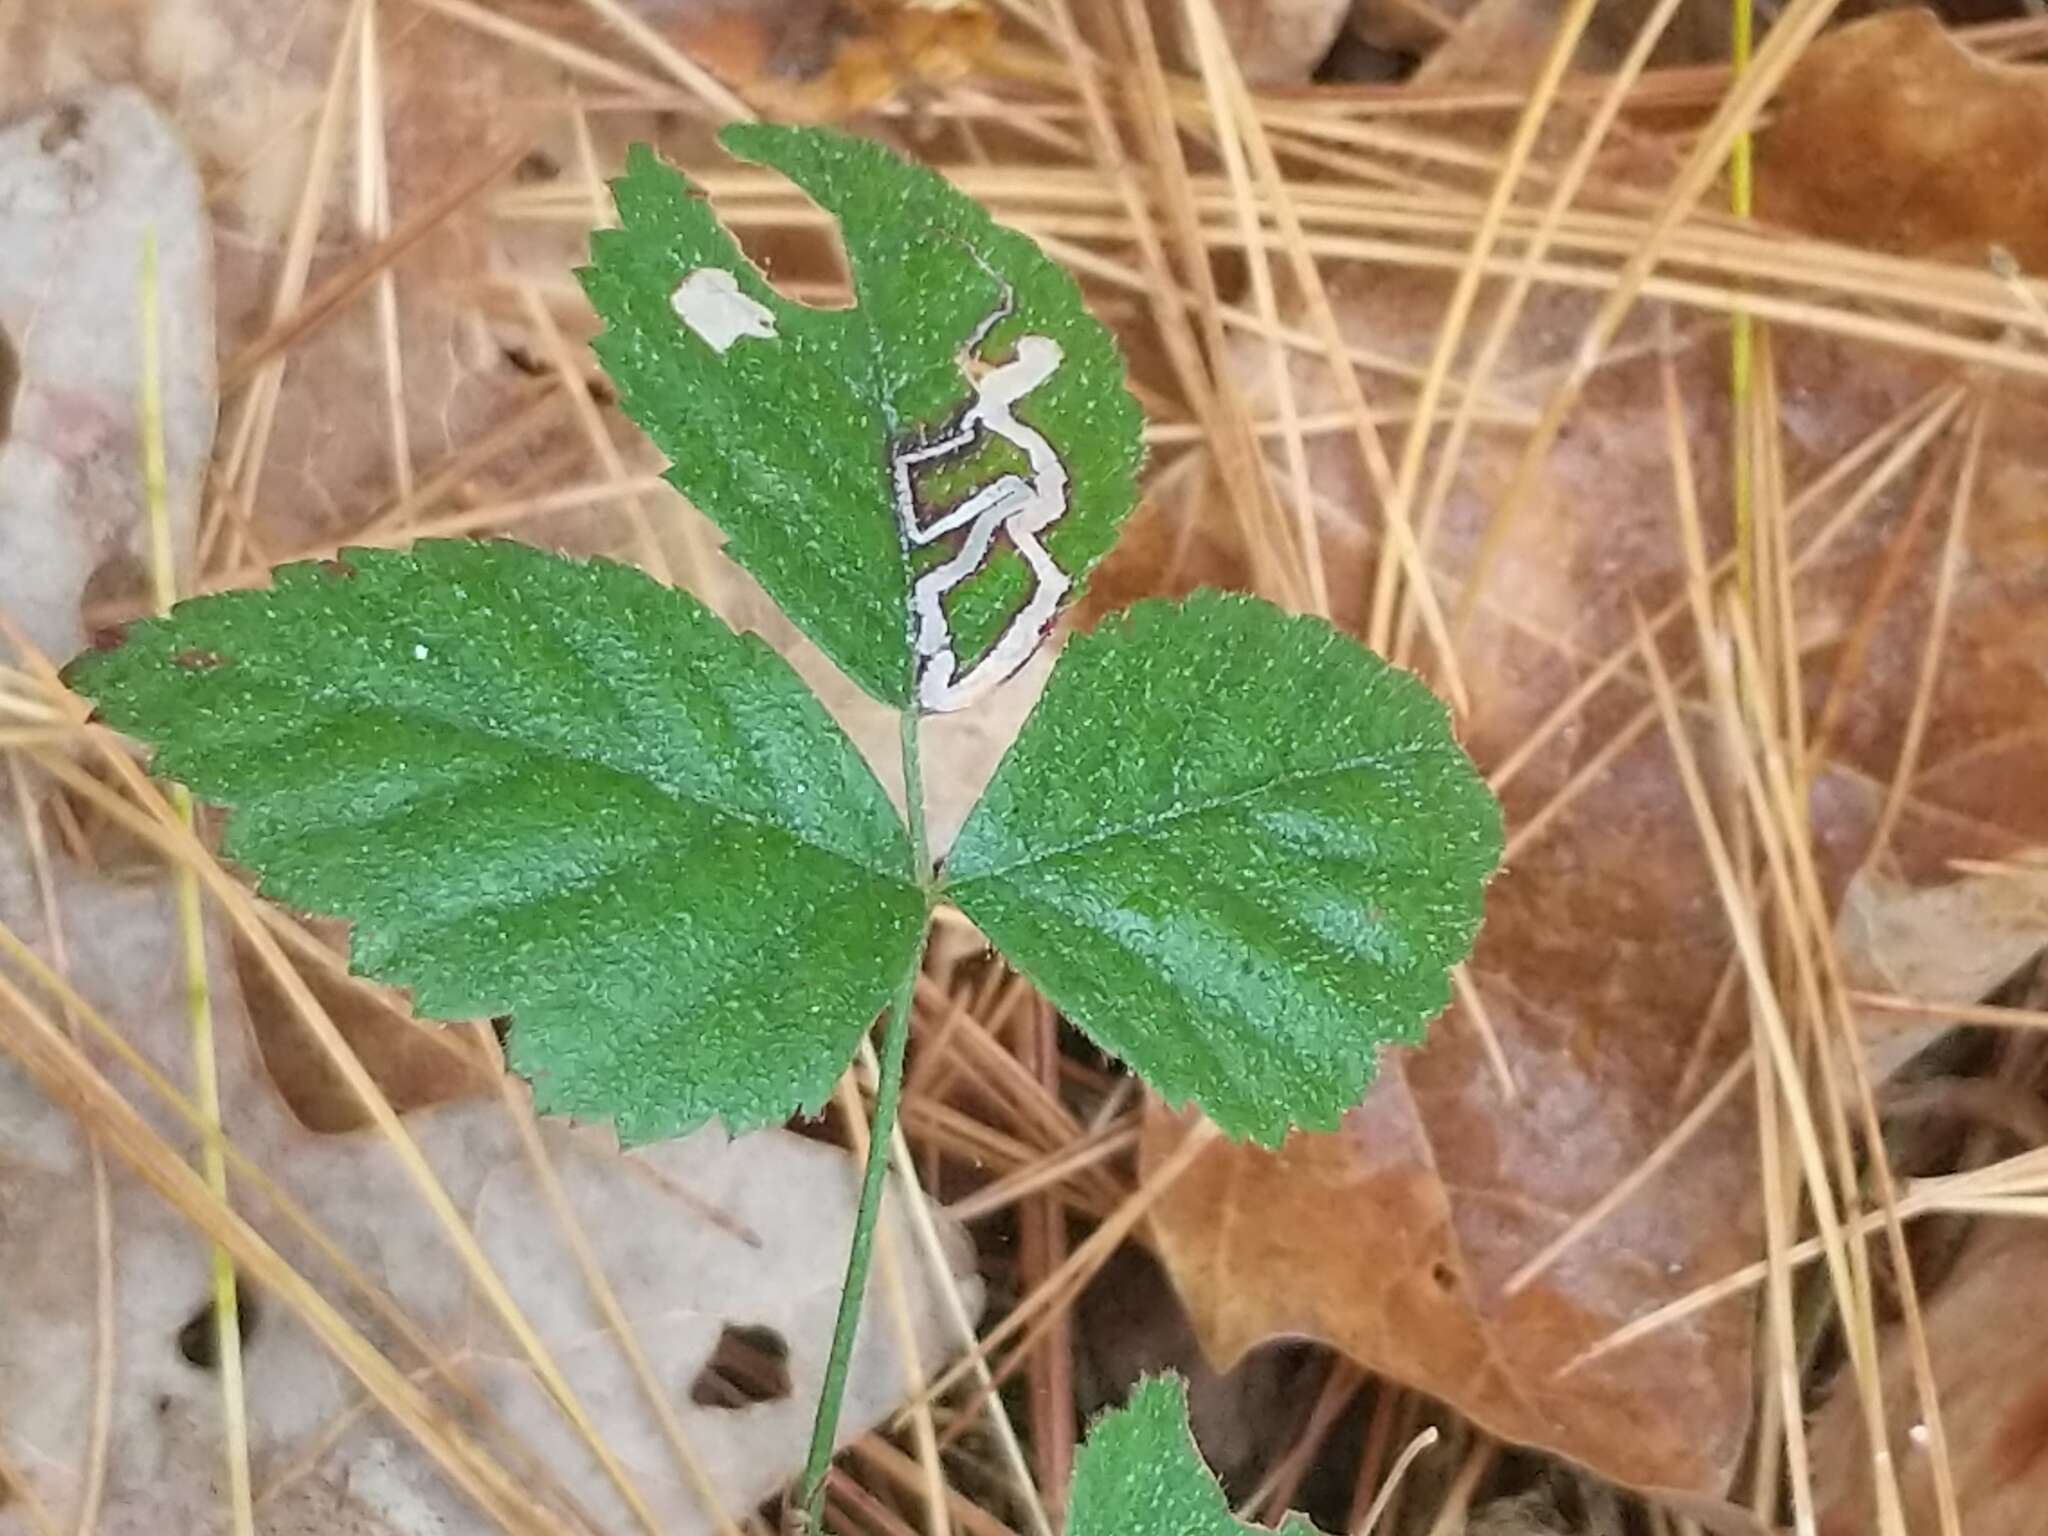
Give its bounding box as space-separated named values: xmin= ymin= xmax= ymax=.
xmin=8 ymin=0 xmax=2048 ymax=1533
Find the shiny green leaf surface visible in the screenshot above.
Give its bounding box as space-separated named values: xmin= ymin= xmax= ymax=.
xmin=579 ymin=124 xmax=1143 ymax=711
xmin=946 ymin=592 xmax=1502 ymax=1146
xmin=66 ymin=540 xmax=927 ymax=1142
xmin=1066 ymin=1377 xmax=1321 ymax=1536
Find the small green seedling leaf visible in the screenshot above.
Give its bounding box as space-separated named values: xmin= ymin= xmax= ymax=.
xmin=1066 ymin=1376 xmax=1322 ymax=1536
xmin=65 ymin=541 xmax=927 ymax=1143
xmin=579 ymin=124 xmax=1143 ymax=713
xmin=945 ymin=592 xmax=1502 ymax=1146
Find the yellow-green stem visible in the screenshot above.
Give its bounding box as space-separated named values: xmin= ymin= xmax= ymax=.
xmin=143 ymin=228 xmax=255 ymax=1536
xmin=794 ymin=708 xmax=933 ymax=1531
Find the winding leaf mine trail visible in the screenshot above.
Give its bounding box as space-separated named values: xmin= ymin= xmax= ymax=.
xmin=893 ymin=324 xmax=1072 ymax=713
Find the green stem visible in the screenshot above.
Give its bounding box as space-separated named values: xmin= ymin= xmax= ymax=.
xmin=900 ymin=704 xmax=931 ymax=876
xmin=794 ymin=709 xmax=931 ymax=1531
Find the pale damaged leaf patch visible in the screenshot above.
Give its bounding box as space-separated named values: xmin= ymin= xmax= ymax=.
xmin=671 ymin=266 xmax=779 ymax=353
xmin=579 ymin=124 xmax=1143 ymax=712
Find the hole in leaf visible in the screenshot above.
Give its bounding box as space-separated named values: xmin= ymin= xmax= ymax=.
xmin=171 ymin=648 xmax=228 ymax=671
xmin=0 ymin=317 xmax=18 ymax=446
xmin=689 ymin=1323 xmax=792 ymax=1409
xmin=690 ymin=140 xmax=856 ymax=319
xmin=317 ymin=556 xmax=357 ymax=581
xmin=515 ymin=149 xmax=561 ymax=183
xmin=39 ymin=101 xmax=86 ymax=154
xmin=1312 ymin=29 xmax=1420 ymax=85
xmin=175 ymin=1283 xmax=260 ymax=1369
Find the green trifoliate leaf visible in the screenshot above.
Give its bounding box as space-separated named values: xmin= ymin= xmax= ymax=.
xmin=579 ymin=124 xmax=1143 ymax=714
xmin=945 ymin=592 xmax=1502 ymax=1146
xmin=1066 ymin=1377 xmax=1321 ymax=1536
xmin=65 ymin=541 xmax=927 ymax=1143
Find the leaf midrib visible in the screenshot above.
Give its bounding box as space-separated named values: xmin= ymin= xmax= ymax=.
xmin=945 ymin=741 xmax=1433 ymax=888
xmin=183 ymin=685 xmax=917 ymax=891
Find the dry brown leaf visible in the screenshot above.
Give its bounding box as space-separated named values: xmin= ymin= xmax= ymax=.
xmin=232 ymin=917 xmax=503 ymax=1134
xmin=1147 ymin=0 xmax=1356 ymax=85
xmin=1839 ymin=856 xmax=2048 ymax=1083
xmin=654 ymin=0 xmax=1000 ymax=121
xmin=1757 ymin=10 xmax=2048 ymax=270
xmin=0 ymin=0 xmax=581 ymax=568
xmin=1360 ymin=0 xmax=1731 ymax=83
xmin=1137 ymin=237 xmax=2048 ymax=1497
xmin=1142 ymin=292 xmax=1751 ymax=1497
xmin=0 ymin=827 xmax=983 ymax=1533
xmin=1811 ymin=1219 xmax=2048 ymax=1536
xmin=1767 ymin=12 xmax=2048 ymax=1094
xmin=1344 ymin=0 xmax=1465 ymax=63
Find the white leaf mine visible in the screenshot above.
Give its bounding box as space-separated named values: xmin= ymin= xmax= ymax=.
xmin=893 ymin=279 xmax=1073 ymax=714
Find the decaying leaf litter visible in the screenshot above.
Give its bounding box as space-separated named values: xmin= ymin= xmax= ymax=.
xmin=3 ymin=0 xmax=2048 ymax=1533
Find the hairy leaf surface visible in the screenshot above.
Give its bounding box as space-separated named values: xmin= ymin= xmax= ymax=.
xmin=1066 ymin=1377 xmax=1319 ymax=1536
xmin=579 ymin=124 xmax=1142 ymax=711
xmin=946 ymin=593 xmax=1501 ymax=1145
xmin=66 ymin=540 xmax=927 ymax=1142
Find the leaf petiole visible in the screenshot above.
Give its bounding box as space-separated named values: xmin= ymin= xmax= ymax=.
xmin=794 ymin=708 xmax=933 ymax=1531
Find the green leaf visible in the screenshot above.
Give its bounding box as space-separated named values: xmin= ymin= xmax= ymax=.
xmin=945 ymin=592 xmax=1502 ymax=1146
xmin=579 ymin=124 xmax=1143 ymax=712
xmin=64 ymin=541 xmax=928 ymax=1142
xmin=1066 ymin=1377 xmax=1321 ymax=1536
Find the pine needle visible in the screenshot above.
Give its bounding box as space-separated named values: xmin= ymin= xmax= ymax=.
xmin=141 ymin=226 xmax=257 ymax=1536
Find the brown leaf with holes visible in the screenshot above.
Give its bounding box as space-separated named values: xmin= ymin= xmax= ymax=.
xmin=1757 ymin=10 xmax=2048 ymax=269
xmin=1137 ymin=236 xmax=2048 ymax=1495
xmin=1812 ymin=1219 xmax=2048 ymax=1536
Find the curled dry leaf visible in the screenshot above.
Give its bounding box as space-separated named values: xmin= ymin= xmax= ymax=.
xmin=1811 ymin=1220 xmax=2048 ymax=1536
xmin=1138 ymin=242 xmax=2048 ymax=1494
xmin=0 ymin=819 xmax=983 ymax=1533
xmin=1757 ymin=10 xmax=2048 ymax=270
xmin=0 ymin=87 xmax=213 ymax=663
